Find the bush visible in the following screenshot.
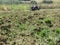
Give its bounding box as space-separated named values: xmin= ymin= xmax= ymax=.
xmin=43 ymin=0 xmax=53 ymax=4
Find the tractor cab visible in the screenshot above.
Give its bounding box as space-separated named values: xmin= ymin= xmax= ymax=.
xmin=31 ymin=1 xmax=40 ymax=11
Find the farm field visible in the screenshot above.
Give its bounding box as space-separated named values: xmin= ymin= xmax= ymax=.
xmin=0 ymin=8 xmax=60 ymax=45
xmin=0 ymin=4 xmax=30 ymax=11
xmin=0 ymin=0 xmax=60 ymax=44
xmin=1 ymin=3 xmax=60 ymax=11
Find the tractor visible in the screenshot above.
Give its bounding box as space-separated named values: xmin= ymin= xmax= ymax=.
xmin=31 ymin=1 xmax=40 ymax=11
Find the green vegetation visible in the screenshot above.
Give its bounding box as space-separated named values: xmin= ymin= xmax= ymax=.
xmin=0 ymin=0 xmax=30 ymax=4
xmin=0 ymin=9 xmax=60 ymax=45
xmin=42 ymin=0 xmax=53 ymax=4
xmin=0 ymin=0 xmax=60 ymax=45
xmin=0 ymin=4 xmax=30 ymax=11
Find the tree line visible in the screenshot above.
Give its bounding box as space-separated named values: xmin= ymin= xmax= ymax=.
xmin=0 ymin=0 xmax=30 ymax=4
